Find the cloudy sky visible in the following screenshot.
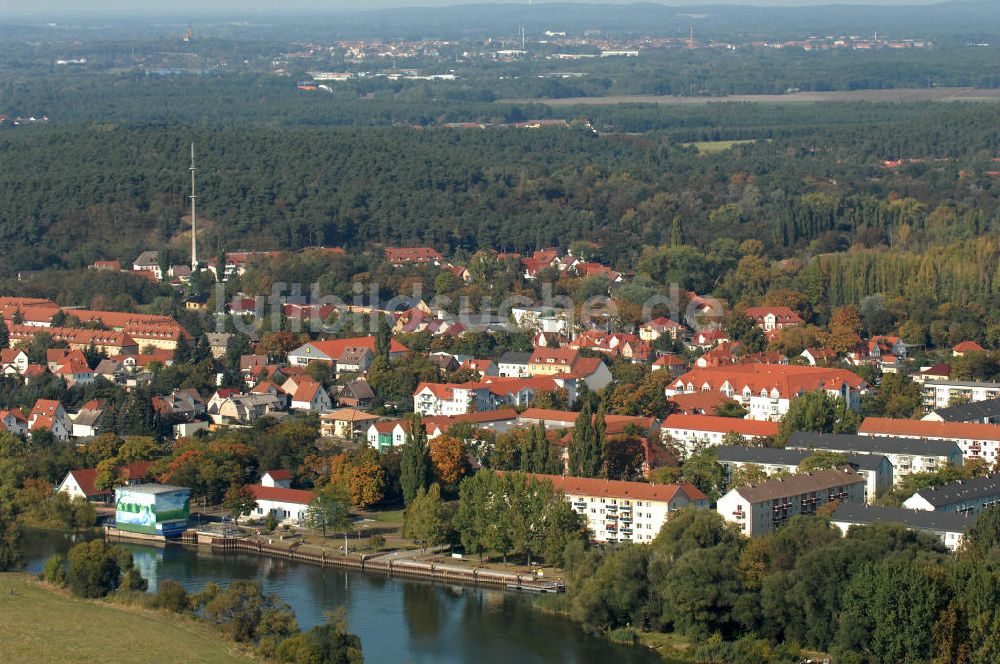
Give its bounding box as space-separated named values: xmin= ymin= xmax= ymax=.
xmin=4 ymin=0 xmax=954 ymax=13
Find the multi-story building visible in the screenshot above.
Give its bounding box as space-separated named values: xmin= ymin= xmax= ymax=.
xmin=714 ymin=445 xmax=892 ymax=504
xmin=902 ymin=474 xmax=1000 ymax=515
xmin=287 ymin=336 xmax=409 ymax=367
xmin=665 ymin=364 xmax=866 ymax=421
xmin=660 ymin=414 xmax=779 ymax=457
xmin=921 ymin=380 xmax=1000 ymax=410
xmin=743 ymin=306 xmax=804 ymax=332
xmin=923 ymin=397 xmax=1000 ymax=424
xmin=527 ymin=473 xmax=708 ymax=543
xmin=787 ymin=431 xmax=964 ymax=483
xmin=717 ymin=468 xmax=866 ymax=537
xmin=859 ymin=417 xmax=1000 ymax=465
xmin=830 ymin=504 xmax=976 ymax=552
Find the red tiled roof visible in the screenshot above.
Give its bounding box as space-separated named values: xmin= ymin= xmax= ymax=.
xmin=384 ymin=247 xmax=443 ymax=263
xmin=264 ymin=469 xmax=292 ymax=480
xmin=65 ymin=461 xmax=154 ymax=498
xmin=954 ymin=341 xmax=986 ymax=353
xmin=743 ymin=306 xmax=804 ymax=325
xmin=672 ymin=364 xmax=865 ymax=399
xmin=859 ymin=417 xmax=1000 ymax=442
xmin=304 ymin=336 xmax=408 ymax=358
xmin=662 ymin=414 xmax=779 ymax=438
xmin=248 ymin=484 xmax=315 ymax=505
xmin=515 ymin=472 xmax=707 ymax=503
xmin=668 ymin=390 xmax=735 ymax=415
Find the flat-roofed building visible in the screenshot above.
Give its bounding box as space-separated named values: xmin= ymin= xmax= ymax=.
xmin=717 ymin=468 xmax=866 ymax=536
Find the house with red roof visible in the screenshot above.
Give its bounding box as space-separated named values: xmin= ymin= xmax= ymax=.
xmin=367 ymin=420 xmax=408 ymax=451
xmin=639 ymin=317 xmax=686 ymax=342
xmin=0 ymin=409 xmax=28 ymax=437
xmin=247 ymin=483 xmax=316 ymax=524
xmin=800 ymin=347 xmax=838 ymax=366
xmin=288 ymin=377 xmax=333 ymax=412
xmin=384 ymin=247 xmax=444 ymax=267
xmin=287 ymin=336 xmax=408 ymax=368
xmin=667 ymin=364 xmax=866 ymax=421
xmin=652 ymin=354 xmax=688 ymax=377
xmin=954 ymin=341 xmax=987 ymax=357
xmin=743 ymin=306 xmax=804 ymax=332
xmin=0 ymin=348 xmax=29 ymax=376
xmin=57 ymin=461 xmax=154 ymax=502
xmin=518 ymin=472 xmax=708 ymax=543
xmin=661 ymin=413 xmax=779 ymax=457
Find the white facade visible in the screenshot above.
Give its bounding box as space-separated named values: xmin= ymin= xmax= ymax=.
xmin=717 ymin=469 xmax=866 ymax=537
xmin=922 ymin=380 xmax=1000 ymax=410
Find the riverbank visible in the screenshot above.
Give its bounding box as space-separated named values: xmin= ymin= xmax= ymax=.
xmin=0 ymin=573 xmax=254 ymax=664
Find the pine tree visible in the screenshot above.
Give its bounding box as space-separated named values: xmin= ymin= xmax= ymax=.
xmin=11 ymin=309 xmax=23 ymax=326
xmin=374 ymin=316 xmax=392 ymax=361
xmin=0 ymin=315 xmax=8 ymax=349
xmin=173 ymin=334 xmax=191 ymax=364
xmin=568 ymin=401 xmax=593 ymax=477
xmin=400 ymin=414 xmax=431 ymax=506
xmin=671 ymin=217 xmax=684 ymax=246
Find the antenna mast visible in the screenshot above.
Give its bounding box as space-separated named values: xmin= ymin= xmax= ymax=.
xmin=189 ymin=142 xmax=198 ymax=271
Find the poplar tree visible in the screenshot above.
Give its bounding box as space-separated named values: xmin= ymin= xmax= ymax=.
xmin=400 ymin=414 xmax=431 ymax=506
xmin=568 ymin=401 xmax=593 ymax=477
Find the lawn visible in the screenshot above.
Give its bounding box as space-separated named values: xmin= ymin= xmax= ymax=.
xmin=683 ymin=139 xmax=756 ymax=154
xmin=0 ymin=574 xmax=254 ymax=664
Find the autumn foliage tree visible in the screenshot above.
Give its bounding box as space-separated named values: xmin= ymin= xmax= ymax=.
xmin=429 ymin=436 xmax=469 ymax=486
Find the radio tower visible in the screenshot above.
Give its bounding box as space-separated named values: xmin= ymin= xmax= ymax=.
xmin=189 ymin=143 xmax=199 ymax=271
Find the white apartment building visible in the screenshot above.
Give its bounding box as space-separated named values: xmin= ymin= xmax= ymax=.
xmin=902 ymin=474 xmax=1000 ymax=515
xmin=859 ymin=417 xmax=1000 ymax=465
xmin=830 ymin=504 xmax=975 ymax=552
xmin=525 ymin=473 xmax=709 ymax=543
xmin=787 ymin=431 xmax=964 ymax=484
xmin=717 ymin=468 xmax=866 ymax=537
xmin=921 ymin=380 xmax=1000 ymax=410
xmin=660 ymin=414 xmax=779 ymax=458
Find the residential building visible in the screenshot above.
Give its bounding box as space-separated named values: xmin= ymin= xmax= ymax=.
xmin=0 ymin=349 xmax=29 ymax=375
xmin=921 ymin=380 xmax=1000 ymax=410
xmin=652 ymin=354 xmax=688 ymax=376
xmin=261 ymin=470 xmax=292 ymax=489
xmin=511 ymin=307 xmax=571 ymax=335
xmin=8 ymin=325 xmax=139 ymax=356
xmin=518 ymin=408 xmax=659 ymax=438
xmin=384 ymin=246 xmax=444 ymax=266
xmin=524 ymin=473 xmax=708 ymax=543
xmin=639 ymin=317 xmax=686 ymax=342
xmin=209 ymin=393 xmax=283 ymax=425
xmin=665 ymin=364 xmax=866 ymax=421
xmin=247 ymin=484 xmax=315 ymax=524
xmin=913 ymin=363 xmax=951 ymax=384
xmin=859 ymin=417 xmax=1000 ymax=464
xmin=422 ymin=409 xmax=520 ymax=439
xmin=953 ymin=341 xmax=986 ymax=357
xmin=132 ymin=250 xmax=161 ymax=280
xmin=57 ymin=461 xmax=154 ymax=502
xmin=714 ymin=445 xmax=892 ymax=504
xmin=498 ymin=351 xmax=532 ymax=377
xmin=70 ymin=404 xmax=106 ymax=438
xmin=287 ymin=336 xmax=408 ymax=367
xmin=337 ymin=379 xmax=375 ymax=409
xmin=660 ymin=414 xmax=779 ymax=457
xmin=800 ymin=347 xmax=838 ymax=366
xmin=902 ymin=474 xmax=1000 ymax=515
xmin=0 ymin=409 xmax=28 ymax=437
xmin=743 ymin=306 xmax=804 ymax=332
xmin=716 ymin=468 xmax=866 ymax=537
xmin=787 ymin=431 xmax=964 ymax=483
xmin=320 ymin=409 xmax=380 ymax=439
xmin=367 ymin=420 xmax=407 ymax=451
xmin=288 ymin=377 xmax=333 ymax=412
xmin=923 ymin=397 xmax=1000 ymax=424
xmin=830 ymin=504 xmax=976 ymax=552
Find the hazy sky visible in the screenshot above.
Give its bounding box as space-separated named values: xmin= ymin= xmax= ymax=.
xmin=3 ymin=0 xmax=955 ymax=14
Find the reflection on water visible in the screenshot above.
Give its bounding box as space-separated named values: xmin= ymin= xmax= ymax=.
xmin=22 ymin=530 xmax=660 ymax=664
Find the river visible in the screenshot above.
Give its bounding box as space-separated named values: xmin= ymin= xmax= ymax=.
xmin=22 ymin=530 xmax=661 ymax=664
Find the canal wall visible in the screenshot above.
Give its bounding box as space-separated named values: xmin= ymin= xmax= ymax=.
xmin=203 ymin=535 xmax=563 ymax=593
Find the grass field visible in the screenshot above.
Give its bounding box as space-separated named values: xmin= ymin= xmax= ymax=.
xmin=683 ymin=139 xmax=756 ymax=154
xmin=0 ymin=574 xmax=254 ymax=664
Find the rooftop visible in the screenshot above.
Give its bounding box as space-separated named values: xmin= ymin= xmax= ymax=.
xmin=118 ymin=483 xmax=190 ymax=495
xmin=518 ymin=472 xmax=707 ymax=503
xmin=859 ymin=417 xmax=1000 ymax=442
xmin=909 ymin=474 xmax=1000 ymax=508
xmin=733 ymin=468 xmax=865 ymax=503
xmin=831 ymin=504 xmax=978 ymax=533
xmin=788 ymin=431 xmax=962 ymax=457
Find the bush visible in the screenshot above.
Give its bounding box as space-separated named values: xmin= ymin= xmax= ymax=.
xmin=65 ymin=540 xmax=139 ymax=598
xmin=156 ymin=579 xmax=189 ymax=612
xmin=41 ymin=553 xmax=67 ymax=587
xmin=264 ymin=513 xmax=279 ymax=532
xmin=368 ymin=534 xmax=386 ymax=550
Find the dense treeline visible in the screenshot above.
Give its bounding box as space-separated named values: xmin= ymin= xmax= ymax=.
xmin=554 ymin=507 xmax=1000 ymax=663
xmin=2 ymin=103 xmax=999 ymax=275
